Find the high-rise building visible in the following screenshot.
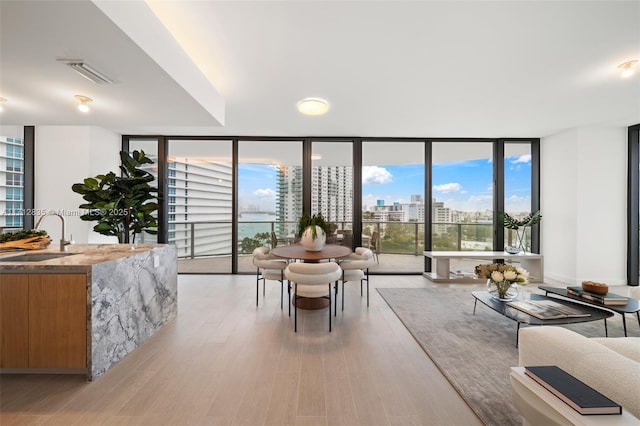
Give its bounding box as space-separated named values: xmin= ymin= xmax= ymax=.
xmin=310 ymin=166 xmax=353 ymax=223
xmin=276 ymin=165 xmax=302 ymax=237
xmin=0 ymin=136 xmax=24 ymax=230
xmin=432 ymin=198 xmax=452 ymax=234
xmin=168 ymin=159 xmax=233 ymax=257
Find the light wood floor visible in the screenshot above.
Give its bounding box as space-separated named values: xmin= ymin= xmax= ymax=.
xmin=0 ymin=275 xmax=483 ymax=426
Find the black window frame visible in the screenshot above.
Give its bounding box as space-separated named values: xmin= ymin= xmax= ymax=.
xmin=628 ymin=124 xmax=639 ymax=286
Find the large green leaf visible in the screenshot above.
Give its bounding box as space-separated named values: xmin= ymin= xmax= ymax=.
xmin=71 ymin=150 xmax=159 ymax=240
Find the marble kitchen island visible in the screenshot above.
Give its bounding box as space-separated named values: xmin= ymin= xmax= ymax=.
xmin=0 ymin=243 xmax=177 ymax=380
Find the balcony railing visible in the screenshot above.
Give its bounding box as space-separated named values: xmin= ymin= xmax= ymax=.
xmin=146 ymin=220 xmax=533 ymax=260
xmin=4 ymin=220 xmax=534 ymax=260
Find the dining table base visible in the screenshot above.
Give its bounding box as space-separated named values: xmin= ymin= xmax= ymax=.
xmin=293 ymin=296 xmax=330 ymax=310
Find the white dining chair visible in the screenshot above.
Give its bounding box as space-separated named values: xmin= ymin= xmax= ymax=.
xmin=339 ymin=247 xmax=375 ymax=309
xmin=284 ymin=261 xmax=342 ymax=332
xmin=252 ymin=247 xmax=288 ymax=311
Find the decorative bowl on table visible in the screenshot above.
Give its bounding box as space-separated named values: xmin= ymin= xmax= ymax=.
xmin=582 ymin=280 xmax=608 ymax=295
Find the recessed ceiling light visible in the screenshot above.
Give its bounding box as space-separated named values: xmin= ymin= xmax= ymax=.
xmin=297 ymin=98 xmax=329 ymax=116
xmin=0 ymin=97 xmax=6 ymax=112
xmin=75 ymin=95 xmax=92 ymax=112
xmin=618 ymin=60 xmax=638 ymax=78
xmin=311 ymin=154 xmax=322 ymax=160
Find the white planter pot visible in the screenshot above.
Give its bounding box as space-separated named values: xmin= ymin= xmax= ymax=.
xmin=300 ymin=226 xmax=326 ymax=251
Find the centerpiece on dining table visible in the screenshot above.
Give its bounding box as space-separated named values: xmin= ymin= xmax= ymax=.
xmin=475 ymin=262 xmax=529 ymax=301
xmin=296 ymin=213 xmax=329 ymax=251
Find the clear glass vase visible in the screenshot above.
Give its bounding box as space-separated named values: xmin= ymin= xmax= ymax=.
xmin=487 ymin=279 xmax=519 ymax=301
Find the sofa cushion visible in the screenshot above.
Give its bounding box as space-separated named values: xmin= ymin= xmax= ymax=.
xmin=591 ymin=337 xmax=640 ymax=363
xmin=519 ymin=326 xmax=640 ymax=419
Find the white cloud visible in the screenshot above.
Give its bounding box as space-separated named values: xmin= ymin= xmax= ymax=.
xmin=511 ymin=154 xmax=531 ymax=164
xmin=254 ymin=188 xmax=276 ymax=198
xmin=363 ymin=166 xmax=392 ymax=184
xmin=433 ymin=182 xmax=462 ymax=193
xmin=505 ymin=195 xmax=532 ymax=212
xmin=445 ymin=194 xmax=493 ymax=211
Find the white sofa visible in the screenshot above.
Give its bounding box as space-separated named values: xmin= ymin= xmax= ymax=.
xmin=513 ymin=326 xmax=640 ymax=425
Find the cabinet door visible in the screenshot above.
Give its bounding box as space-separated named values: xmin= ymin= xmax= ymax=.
xmin=0 ymin=275 xmax=29 ymax=368
xmin=29 ymin=274 xmax=87 ymax=369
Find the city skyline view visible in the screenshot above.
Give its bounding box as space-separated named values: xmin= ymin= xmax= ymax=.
xmin=238 ymin=154 xmax=532 ymax=214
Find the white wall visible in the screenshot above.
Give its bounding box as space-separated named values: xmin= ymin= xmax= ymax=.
xmin=34 ymin=126 xmax=119 ymax=244
xmin=541 ymin=126 xmax=627 ymax=285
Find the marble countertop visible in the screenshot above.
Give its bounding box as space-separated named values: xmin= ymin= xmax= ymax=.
xmin=0 ymin=243 xmax=169 ymax=273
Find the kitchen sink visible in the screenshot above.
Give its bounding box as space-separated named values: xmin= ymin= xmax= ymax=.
xmin=0 ymin=252 xmax=77 ymax=262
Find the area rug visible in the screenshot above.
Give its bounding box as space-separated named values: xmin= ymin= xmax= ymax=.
xmin=376 ymin=287 xmax=639 ymax=426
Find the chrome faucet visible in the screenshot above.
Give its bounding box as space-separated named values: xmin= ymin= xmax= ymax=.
xmin=35 ymin=211 xmax=72 ymax=252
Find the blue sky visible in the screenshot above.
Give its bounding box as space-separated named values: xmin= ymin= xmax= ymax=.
xmin=239 ymin=155 xmax=532 ymax=213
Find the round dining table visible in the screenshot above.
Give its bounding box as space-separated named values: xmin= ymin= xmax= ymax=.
xmin=270 ymin=243 xmax=352 ymax=309
xmin=270 ymin=243 xmax=352 ymax=262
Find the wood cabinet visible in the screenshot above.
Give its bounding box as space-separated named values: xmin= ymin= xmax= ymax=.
xmin=0 ymin=275 xmax=29 ymax=367
xmin=0 ymin=274 xmax=87 ymax=369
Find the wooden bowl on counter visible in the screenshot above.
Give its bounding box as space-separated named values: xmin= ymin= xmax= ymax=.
xmin=582 ymin=281 xmax=609 ymax=295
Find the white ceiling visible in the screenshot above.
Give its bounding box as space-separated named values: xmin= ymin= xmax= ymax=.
xmin=1 ymin=0 xmax=639 ymax=138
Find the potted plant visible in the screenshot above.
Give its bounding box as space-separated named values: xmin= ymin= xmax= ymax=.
xmin=296 ymin=213 xmax=328 ymax=251
xmin=72 ymin=150 xmax=159 ymax=244
xmin=502 ymin=210 xmax=542 ymax=254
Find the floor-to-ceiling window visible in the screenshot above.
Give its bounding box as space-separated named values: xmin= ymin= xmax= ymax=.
xmin=168 ymin=139 xmax=233 ymax=273
xmin=237 ymin=140 xmax=302 ymax=273
xmin=124 ymin=136 xmax=539 ymax=275
xmin=431 ymin=141 xmax=494 ymax=251
xmin=362 ymin=141 xmax=425 ymax=273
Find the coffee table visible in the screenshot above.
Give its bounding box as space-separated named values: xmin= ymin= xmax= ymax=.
xmin=539 ymin=285 xmax=640 ymax=337
xmin=472 ymin=291 xmax=613 ymax=347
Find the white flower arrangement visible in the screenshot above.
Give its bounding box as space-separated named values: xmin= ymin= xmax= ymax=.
xmin=475 ymin=263 xmax=529 ymax=285
xmin=475 ymin=263 xmax=529 ymax=299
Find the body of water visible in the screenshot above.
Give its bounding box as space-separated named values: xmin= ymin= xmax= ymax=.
xmin=238 ymin=213 xmax=277 ymax=240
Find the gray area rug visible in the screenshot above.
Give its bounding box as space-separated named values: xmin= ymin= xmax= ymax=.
xmin=377 ymin=287 xmax=640 ymax=426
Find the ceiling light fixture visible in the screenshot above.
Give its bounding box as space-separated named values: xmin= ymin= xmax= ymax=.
xmin=75 ymin=95 xmax=92 ymax=112
xmin=618 ymin=60 xmax=638 ymax=78
xmin=58 ymin=59 xmax=115 ymax=84
xmin=297 ymin=98 xmax=329 ymax=116
xmin=0 ymin=97 xmax=6 ymax=112
xmin=311 ymin=154 xmax=322 ymax=160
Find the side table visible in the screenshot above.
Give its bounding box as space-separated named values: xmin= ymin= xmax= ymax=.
xmin=510 ymin=367 xmax=640 ymax=425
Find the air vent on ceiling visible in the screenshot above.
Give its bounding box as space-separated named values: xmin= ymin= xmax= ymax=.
xmin=57 ymin=59 xmax=115 ymax=84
